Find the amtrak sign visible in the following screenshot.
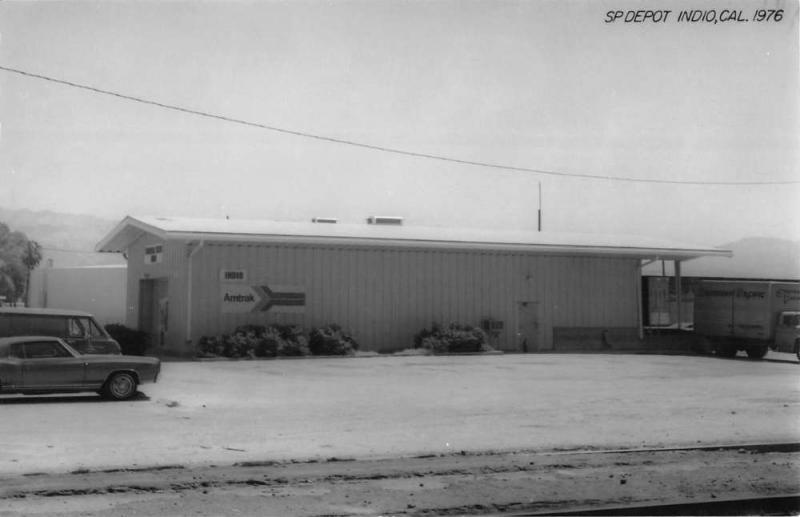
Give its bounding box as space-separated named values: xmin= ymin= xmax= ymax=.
xmin=221 ymin=283 xmax=306 ymax=313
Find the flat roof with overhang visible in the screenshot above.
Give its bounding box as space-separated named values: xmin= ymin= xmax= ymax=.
xmin=97 ymin=215 xmax=731 ymax=261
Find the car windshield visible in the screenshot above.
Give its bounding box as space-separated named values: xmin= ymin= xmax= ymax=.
xmin=781 ymin=313 xmax=800 ymax=326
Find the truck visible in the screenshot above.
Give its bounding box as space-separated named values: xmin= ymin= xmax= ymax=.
xmin=694 ymin=280 xmax=800 ymax=359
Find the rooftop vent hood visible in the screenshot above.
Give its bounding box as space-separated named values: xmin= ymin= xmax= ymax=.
xmin=312 ymin=217 xmax=338 ymax=223
xmin=367 ymin=216 xmax=403 ymax=225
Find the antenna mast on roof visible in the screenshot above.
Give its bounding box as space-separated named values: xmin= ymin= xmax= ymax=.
xmin=538 ymin=182 xmax=542 ymax=232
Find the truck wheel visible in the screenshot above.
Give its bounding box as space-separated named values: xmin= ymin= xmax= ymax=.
xmin=795 ymin=340 xmax=800 ymax=362
xmin=103 ymin=372 xmax=138 ymax=400
xmin=716 ymin=343 xmax=737 ymax=358
xmin=745 ymin=345 xmax=768 ymax=359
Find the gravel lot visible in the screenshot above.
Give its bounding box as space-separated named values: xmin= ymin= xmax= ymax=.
xmin=1 ymin=352 xmax=798 ymax=476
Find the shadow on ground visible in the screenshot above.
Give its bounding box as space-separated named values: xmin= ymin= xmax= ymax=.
xmin=0 ymin=392 xmax=150 ymax=404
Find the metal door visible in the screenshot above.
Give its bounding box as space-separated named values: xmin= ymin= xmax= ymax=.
xmin=139 ymin=278 xmax=169 ymax=347
xmin=516 ymin=301 xmax=540 ymax=352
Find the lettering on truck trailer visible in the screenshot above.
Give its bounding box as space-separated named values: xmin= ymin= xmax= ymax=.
xmin=697 ymin=287 xmax=734 ymax=297
xmin=735 ymin=289 xmax=766 ymax=299
xmin=776 ymin=288 xmax=800 ymax=303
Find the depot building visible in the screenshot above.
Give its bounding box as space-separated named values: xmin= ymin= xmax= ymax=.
xmin=96 ymin=215 xmax=729 ymax=356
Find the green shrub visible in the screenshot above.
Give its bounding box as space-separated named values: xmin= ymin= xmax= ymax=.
xmin=196 ymin=324 xmax=309 ymax=358
xmin=413 ymin=325 xmax=437 ymax=349
xmin=414 ymin=323 xmax=491 ymax=354
xmin=308 ymin=324 xmax=359 ymax=356
xmin=267 ymin=324 xmax=310 ymax=357
xmin=105 ymin=323 xmax=150 ymax=356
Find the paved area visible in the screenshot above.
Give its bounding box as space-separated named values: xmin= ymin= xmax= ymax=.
xmin=1 ymin=353 xmax=798 ymax=476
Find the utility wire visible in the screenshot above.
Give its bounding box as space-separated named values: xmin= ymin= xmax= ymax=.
xmin=1 ymin=64 xmax=798 ymax=186
xmin=40 ymin=246 xmax=105 ymax=253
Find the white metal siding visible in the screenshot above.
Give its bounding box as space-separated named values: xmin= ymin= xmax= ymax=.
xmin=28 ymin=267 xmax=127 ymax=325
xmin=184 ymin=243 xmax=638 ymax=353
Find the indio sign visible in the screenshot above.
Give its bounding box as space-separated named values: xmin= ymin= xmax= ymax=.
xmin=221 ymin=283 xmax=306 ymax=313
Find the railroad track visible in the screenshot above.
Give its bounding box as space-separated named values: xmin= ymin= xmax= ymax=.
xmin=511 ymin=494 xmax=800 ymax=516
xmin=2 ymin=442 xmax=798 ymax=516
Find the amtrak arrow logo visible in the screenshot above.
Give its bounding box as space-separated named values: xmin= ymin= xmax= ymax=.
xmin=253 ymin=285 xmax=306 ymax=311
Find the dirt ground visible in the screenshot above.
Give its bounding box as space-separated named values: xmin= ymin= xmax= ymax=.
xmin=1 ymin=445 xmax=798 ymax=516
xmin=1 ymin=353 xmax=798 ymax=515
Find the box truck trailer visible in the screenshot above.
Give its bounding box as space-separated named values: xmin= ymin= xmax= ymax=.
xmin=694 ymin=280 xmax=800 ymax=359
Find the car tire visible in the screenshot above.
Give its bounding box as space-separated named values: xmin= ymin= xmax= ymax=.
xmin=103 ymin=372 xmax=138 ymax=400
xmin=745 ymin=345 xmax=768 ymax=359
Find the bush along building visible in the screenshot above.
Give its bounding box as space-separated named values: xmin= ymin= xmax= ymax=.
xmin=96 ymin=216 xmax=729 ymax=356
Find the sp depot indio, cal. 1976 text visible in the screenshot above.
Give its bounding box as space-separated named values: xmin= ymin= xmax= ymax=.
xmin=605 ymin=8 xmax=785 ymax=24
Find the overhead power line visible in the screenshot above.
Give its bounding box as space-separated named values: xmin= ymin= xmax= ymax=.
xmin=40 ymin=246 xmax=101 ymax=253
xmin=1 ymin=64 xmax=797 ymax=186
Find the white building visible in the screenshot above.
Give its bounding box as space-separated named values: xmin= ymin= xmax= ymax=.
xmin=28 ymin=265 xmax=128 ymax=325
xmin=97 ymin=216 xmax=728 ymax=356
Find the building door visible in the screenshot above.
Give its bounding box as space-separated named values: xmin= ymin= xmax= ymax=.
xmin=516 ymin=301 xmax=540 ymax=352
xmin=139 ymin=278 xmax=169 ymax=348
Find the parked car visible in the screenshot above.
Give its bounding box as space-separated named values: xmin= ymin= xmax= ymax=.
xmin=0 ymin=336 xmax=160 ymax=400
xmin=0 ymin=308 xmax=122 ymax=355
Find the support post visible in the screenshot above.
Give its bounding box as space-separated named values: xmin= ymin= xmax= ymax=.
xmin=637 ymin=261 xmax=644 ymax=340
xmin=186 ymin=240 xmax=205 ymax=349
xmin=674 ymin=260 xmax=682 ymax=330
xmin=537 ymin=182 xmax=542 ymax=232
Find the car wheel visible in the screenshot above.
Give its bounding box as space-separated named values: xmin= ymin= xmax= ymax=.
xmin=745 ymin=345 xmax=768 ymax=359
xmin=103 ymin=372 xmax=138 ymax=400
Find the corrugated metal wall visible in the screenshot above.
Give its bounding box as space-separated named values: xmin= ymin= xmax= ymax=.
xmin=179 ymin=242 xmax=639 ymax=353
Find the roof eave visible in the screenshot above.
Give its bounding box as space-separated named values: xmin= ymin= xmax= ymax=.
xmin=162 ymin=230 xmax=730 ymax=259
xmin=95 ymin=216 xmax=168 ymax=253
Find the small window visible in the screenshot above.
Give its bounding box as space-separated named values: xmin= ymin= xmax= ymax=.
xmin=9 ymin=344 xmax=24 ymax=359
xmin=68 ymin=318 xmax=86 ymax=338
xmin=0 ymin=316 xmax=11 ymax=337
xmin=87 ymin=319 xmax=104 ymax=337
xmin=24 ymin=341 xmax=72 ymax=359
xmin=8 ymin=315 xmax=64 ymax=337
xmin=36 ymin=317 xmax=67 ymax=337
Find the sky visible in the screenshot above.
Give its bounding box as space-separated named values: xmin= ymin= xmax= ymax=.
xmin=0 ymin=0 xmax=798 ymax=247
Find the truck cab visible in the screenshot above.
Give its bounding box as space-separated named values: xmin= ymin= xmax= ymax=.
xmin=773 ymin=311 xmax=800 ymax=359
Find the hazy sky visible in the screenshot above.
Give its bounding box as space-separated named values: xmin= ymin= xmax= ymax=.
xmin=1 ymin=0 xmax=798 ymax=246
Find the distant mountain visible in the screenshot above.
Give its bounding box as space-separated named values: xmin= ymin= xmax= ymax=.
xmin=643 ymin=237 xmax=800 ymax=281
xmin=0 ymin=207 xmax=125 ymax=267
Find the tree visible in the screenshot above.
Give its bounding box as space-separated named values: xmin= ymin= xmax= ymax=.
xmin=22 ymin=240 xmax=42 ymax=305
xmin=0 ymin=257 xmax=16 ymax=304
xmin=0 ymin=222 xmax=39 ymax=305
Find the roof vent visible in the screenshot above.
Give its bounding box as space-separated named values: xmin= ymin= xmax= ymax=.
xmin=367 ymin=216 xmax=403 ymax=225
xmin=312 ymin=217 xmax=338 ymax=224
